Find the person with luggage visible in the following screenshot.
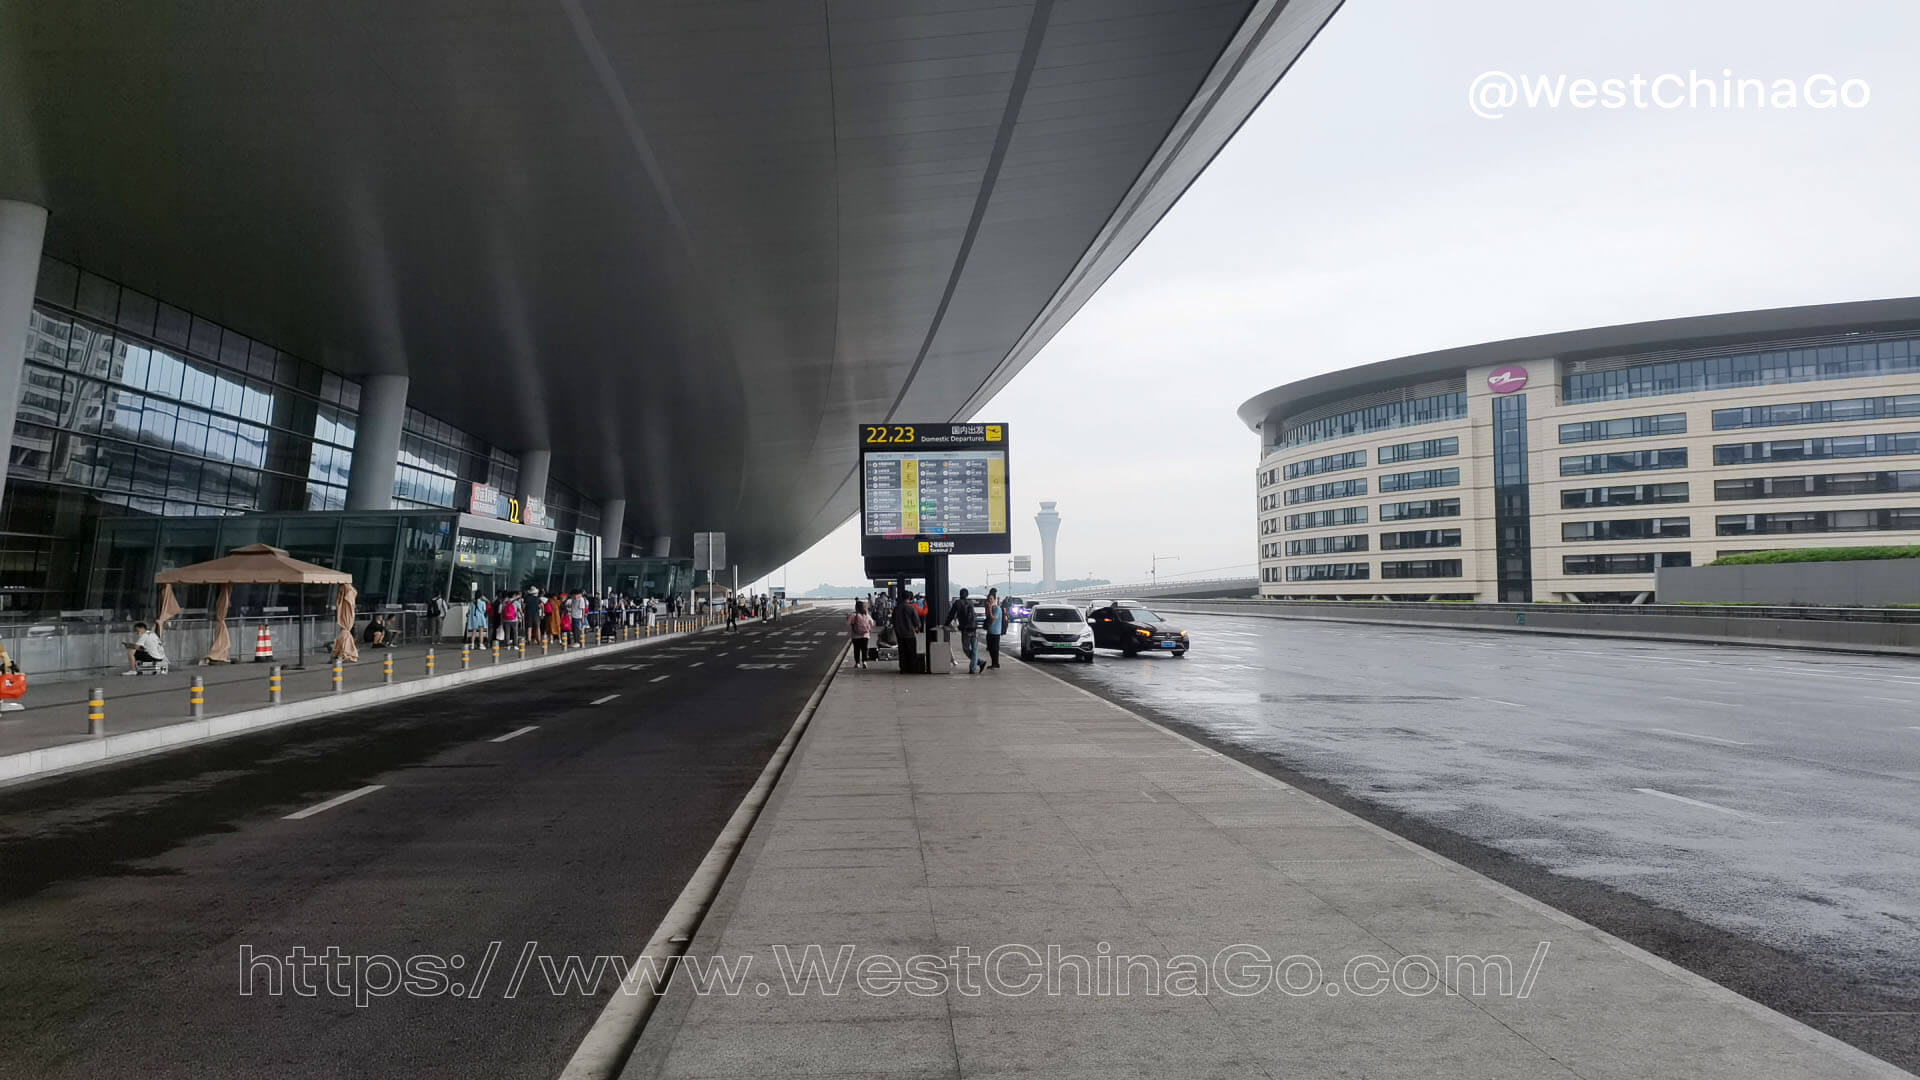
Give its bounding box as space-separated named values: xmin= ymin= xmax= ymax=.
xmin=891 ymin=588 xmax=922 ymax=673
xmin=944 ymin=588 xmax=984 ymax=674
xmin=847 ymin=600 xmax=874 ymax=668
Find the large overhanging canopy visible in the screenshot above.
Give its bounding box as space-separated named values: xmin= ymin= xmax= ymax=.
xmin=2 ymin=0 xmax=1343 ymax=579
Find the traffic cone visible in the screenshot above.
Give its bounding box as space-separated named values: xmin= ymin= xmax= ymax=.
xmin=253 ymin=623 xmax=274 ymax=662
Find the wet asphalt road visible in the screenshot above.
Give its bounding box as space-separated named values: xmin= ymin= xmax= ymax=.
xmin=0 ymin=612 xmax=844 ymax=1080
xmin=1037 ymin=611 xmax=1920 ymax=1070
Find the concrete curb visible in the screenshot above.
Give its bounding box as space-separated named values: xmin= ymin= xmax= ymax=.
xmin=0 ymin=627 xmax=715 ymax=789
xmin=1150 ymin=603 xmax=1920 ymax=657
xmin=558 ymin=635 xmax=846 ymax=1080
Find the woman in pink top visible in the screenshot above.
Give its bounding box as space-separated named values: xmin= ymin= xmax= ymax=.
xmin=847 ymin=601 xmax=875 ymax=669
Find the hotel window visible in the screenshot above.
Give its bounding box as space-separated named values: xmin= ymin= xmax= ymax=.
xmin=1558 ymin=413 xmax=1686 ymax=444
xmin=1380 ymin=559 xmax=1462 ymax=579
xmin=1284 ymin=506 xmax=1369 ymax=531
xmin=1560 ymin=482 xmax=1689 ymax=509
xmin=1714 ymin=470 xmax=1920 ymax=500
xmin=1283 ymin=449 xmax=1366 ymax=480
xmin=1377 ymin=437 xmax=1459 ymax=465
xmin=1285 ymin=534 xmax=1369 ymax=556
xmin=1563 ymin=552 xmax=1692 ymax=574
xmin=1713 ymin=393 xmax=1920 ymax=430
xmin=1275 ymin=391 xmax=1467 ymax=450
xmin=1712 ymin=432 xmax=1920 ymax=466
xmin=1379 ymin=497 xmax=1461 ymax=521
xmin=1563 ymin=336 xmax=1920 ymax=404
xmin=1561 ymin=517 xmax=1691 ymax=542
xmin=1379 ymin=528 xmax=1461 ymax=550
xmin=1284 ymin=478 xmax=1367 ymax=505
xmin=1559 ymin=448 xmax=1687 ymax=476
xmin=1717 ymin=508 xmax=1920 ymax=535
xmin=1285 ymin=562 xmax=1371 ymax=581
xmin=1379 ymin=467 xmax=1460 ymax=493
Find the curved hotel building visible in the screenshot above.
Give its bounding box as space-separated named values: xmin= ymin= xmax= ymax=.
xmin=1239 ymin=298 xmax=1920 ymax=602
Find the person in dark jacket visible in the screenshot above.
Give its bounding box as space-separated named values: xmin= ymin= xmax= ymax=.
xmin=945 ymin=588 xmax=983 ymax=674
xmin=891 ymin=588 xmax=922 ymax=674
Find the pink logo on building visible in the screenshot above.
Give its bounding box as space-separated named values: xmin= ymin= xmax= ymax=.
xmin=1487 ymin=365 xmax=1529 ymax=393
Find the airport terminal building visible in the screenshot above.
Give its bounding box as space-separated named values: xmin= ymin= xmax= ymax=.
xmin=1240 ymin=298 xmax=1920 ymax=602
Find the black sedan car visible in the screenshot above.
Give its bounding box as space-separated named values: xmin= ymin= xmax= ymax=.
xmin=1085 ymin=601 xmax=1188 ymax=657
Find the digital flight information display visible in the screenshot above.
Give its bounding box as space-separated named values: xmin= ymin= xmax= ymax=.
xmin=859 ymin=423 xmax=1010 ymax=557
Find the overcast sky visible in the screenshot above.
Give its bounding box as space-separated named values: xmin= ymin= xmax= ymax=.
xmin=754 ymin=0 xmax=1920 ymax=596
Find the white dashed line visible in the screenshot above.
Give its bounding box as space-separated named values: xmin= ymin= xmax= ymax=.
xmin=491 ymin=725 xmax=540 ymax=743
xmin=1634 ymin=787 xmax=1770 ymax=821
xmin=1660 ymin=695 xmax=1740 ymax=708
xmin=651 ymin=675 xmax=670 ymax=683
xmin=1476 ymin=697 xmax=1527 ymax=709
xmin=1645 ymin=727 xmax=1750 ymax=747
xmin=690 ymin=661 xmax=703 ymax=667
xmin=284 ymin=785 xmax=385 ymax=820
xmin=590 ymin=694 xmax=620 ymax=705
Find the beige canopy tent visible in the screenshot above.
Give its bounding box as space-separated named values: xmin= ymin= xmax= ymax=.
xmin=155 ymin=544 xmax=353 ymax=666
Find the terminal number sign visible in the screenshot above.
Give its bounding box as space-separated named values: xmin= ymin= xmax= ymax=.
xmin=858 ymin=422 xmax=1010 ymax=558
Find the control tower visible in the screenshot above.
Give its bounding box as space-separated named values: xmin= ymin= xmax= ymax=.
xmin=1034 ymin=502 xmax=1061 ymax=592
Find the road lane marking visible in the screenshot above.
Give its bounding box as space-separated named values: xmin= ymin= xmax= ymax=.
xmin=492 ymin=725 xmax=540 ymax=743
xmin=285 ymin=785 xmax=385 ymax=820
xmin=1476 ymin=697 xmax=1527 ymax=708
xmin=1646 ymin=727 xmax=1750 ymax=747
xmin=1868 ymin=697 xmax=1910 ymax=704
xmin=1660 ymin=695 xmax=1740 ymax=708
xmin=651 ymin=675 xmax=670 ymax=682
xmin=590 ymin=694 xmax=620 ymax=705
xmin=690 ymin=661 xmax=703 ymax=667
xmin=1634 ymin=787 xmax=1768 ymax=821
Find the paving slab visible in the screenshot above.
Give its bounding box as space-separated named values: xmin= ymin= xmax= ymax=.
xmin=620 ymin=655 xmax=1910 ymax=1079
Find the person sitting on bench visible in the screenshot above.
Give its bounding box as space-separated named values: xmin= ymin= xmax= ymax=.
xmin=363 ymin=614 xmax=393 ymax=649
xmin=121 ymin=623 xmax=167 ymax=675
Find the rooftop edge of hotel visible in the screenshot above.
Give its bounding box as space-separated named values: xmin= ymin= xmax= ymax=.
xmin=1237 ymin=295 xmax=1920 ymax=434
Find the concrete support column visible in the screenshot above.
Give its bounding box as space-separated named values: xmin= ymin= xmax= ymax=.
xmin=0 ymin=201 xmax=48 ymax=517
xmin=344 ymin=373 xmax=409 ymax=511
xmin=519 ymin=449 xmax=550 ymax=524
xmin=600 ymin=498 xmax=627 ymax=561
xmin=651 ymin=535 xmax=672 ymax=559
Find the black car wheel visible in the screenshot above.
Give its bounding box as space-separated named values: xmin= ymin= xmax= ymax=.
xmin=1172 ymin=649 xmax=1187 ymax=658
xmin=1078 ymin=651 xmax=1094 ymax=664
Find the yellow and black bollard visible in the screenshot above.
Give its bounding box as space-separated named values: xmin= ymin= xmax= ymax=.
xmin=189 ymin=675 xmax=205 ymax=717
xmin=425 ymin=648 xmax=436 ymax=676
xmin=383 ymin=652 xmax=394 ymax=685
xmin=268 ymin=664 xmax=282 ymax=704
xmin=87 ymin=687 xmax=104 ymax=737
xmin=460 ymin=645 xmax=470 ymax=670
xmin=332 ymin=660 xmax=344 ymax=693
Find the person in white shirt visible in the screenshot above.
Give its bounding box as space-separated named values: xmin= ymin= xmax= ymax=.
xmin=123 ymin=622 xmax=166 ymax=674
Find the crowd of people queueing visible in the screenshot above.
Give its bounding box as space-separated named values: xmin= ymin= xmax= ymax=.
xmin=847 ymin=586 xmax=1007 ymax=674
xmin=464 ymin=589 xmax=676 ymax=650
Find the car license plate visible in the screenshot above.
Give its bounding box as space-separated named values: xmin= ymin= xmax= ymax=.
xmin=1052 ymin=643 xmax=1075 ymax=649
xmin=1160 ymin=641 xmax=1177 ymax=648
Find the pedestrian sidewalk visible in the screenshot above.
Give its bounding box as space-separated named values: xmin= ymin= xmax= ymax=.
xmin=0 ymin=621 xmax=715 ymax=786
xmin=620 ymin=655 xmax=1907 ymax=1079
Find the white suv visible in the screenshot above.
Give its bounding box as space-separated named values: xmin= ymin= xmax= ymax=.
xmin=1019 ymin=604 xmax=1095 ymax=663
